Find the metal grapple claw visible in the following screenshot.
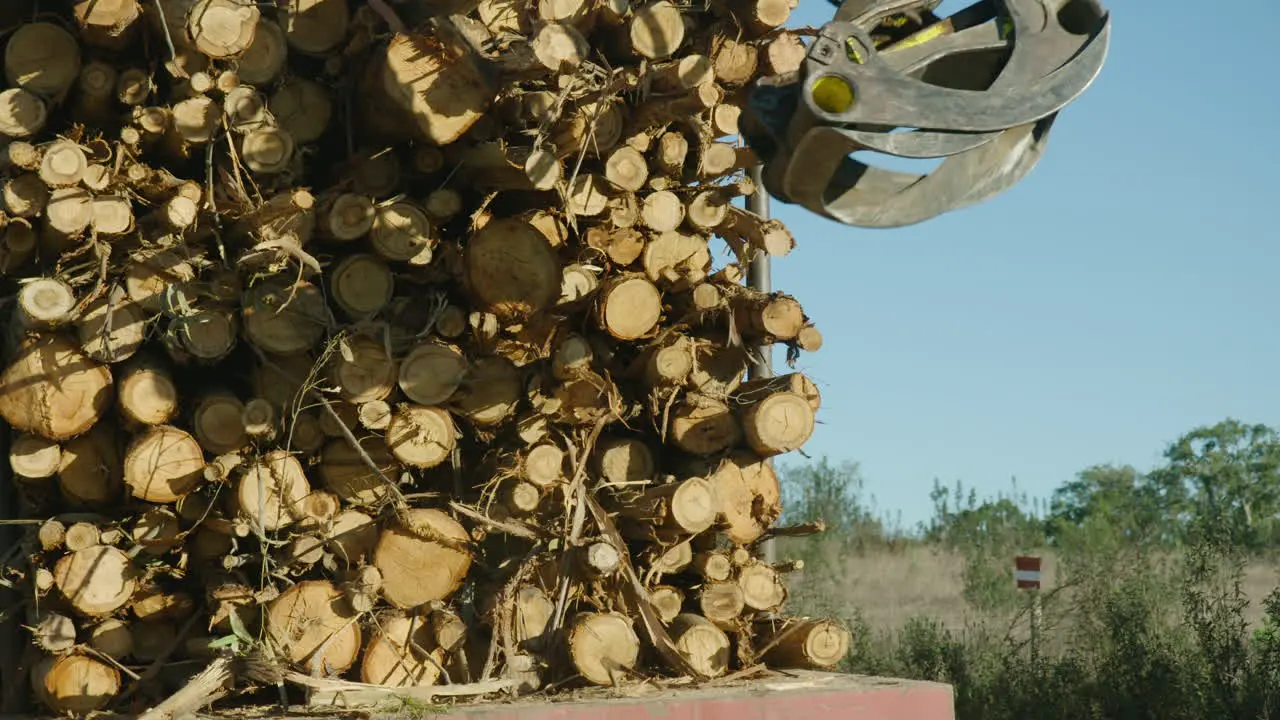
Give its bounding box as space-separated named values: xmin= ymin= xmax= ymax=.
xmin=742 ymin=0 xmax=1111 ymax=228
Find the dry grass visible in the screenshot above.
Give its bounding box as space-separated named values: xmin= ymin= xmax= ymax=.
xmin=785 ymin=542 xmax=1280 ymax=633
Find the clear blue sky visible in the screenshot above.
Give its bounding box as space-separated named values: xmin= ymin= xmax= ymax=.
xmin=762 ymin=0 xmax=1280 ymax=527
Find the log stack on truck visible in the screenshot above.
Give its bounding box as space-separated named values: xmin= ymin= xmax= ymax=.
xmin=0 ymin=0 xmax=849 ymax=715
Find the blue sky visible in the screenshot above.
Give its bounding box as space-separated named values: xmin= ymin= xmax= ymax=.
xmin=760 ymin=0 xmax=1280 ymax=527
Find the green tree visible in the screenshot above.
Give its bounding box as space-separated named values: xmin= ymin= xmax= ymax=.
xmin=1150 ymin=420 xmax=1280 ymax=548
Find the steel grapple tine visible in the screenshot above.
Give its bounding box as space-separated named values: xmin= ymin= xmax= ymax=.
xmin=830 ymin=0 xmax=1109 ymax=157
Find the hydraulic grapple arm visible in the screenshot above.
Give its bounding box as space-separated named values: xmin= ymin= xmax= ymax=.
xmin=740 ymin=0 xmax=1111 ymax=228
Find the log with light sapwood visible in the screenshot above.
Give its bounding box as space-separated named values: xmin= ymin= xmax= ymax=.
xmin=90 ymin=618 xmax=134 ymax=660
xmin=0 ymin=88 xmax=49 ymax=138
xmin=9 ymin=434 xmax=62 ymax=482
xmin=585 ymin=226 xmax=646 ymax=267
xmin=271 ymin=78 xmax=333 ymax=145
xmin=373 ymin=508 xmax=472 ymax=608
xmin=236 ymin=449 xmax=310 ymax=531
xmin=730 ymin=290 xmax=806 ymax=343
xmin=732 ymin=373 xmax=818 ymax=457
xmin=738 ymin=561 xmax=788 ymax=611
xmin=762 ymin=30 xmax=807 ymax=75
xmin=618 ymin=476 xmax=717 ymax=541
xmin=32 ymin=653 xmax=121 ymax=715
xmin=64 ymin=522 xmax=101 ymax=552
xmin=695 ymin=450 xmax=781 ymax=545
xmin=187 ymin=0 xmax=260 ymax=58
xmin=266 ymin=579 xmax=363 ymax=674
xmin=330 ymin=334 xmax=397 ymax=403
xmin=464 ymin=217 xmax=561 ymax=320
xmin=385 ymin=404 xmax=457 ymax=468
xmin=693 ymin=550 xmax=734 ymax=582
xmin=6 ymin=22 xmax=81 ymax=101
xmin=597 ymin=274 xmax=662 ymax=341
xmin=566 ymin=611 xmax=641 ymax=686
xmin=0 ymin=335 xmax=113 ymax=441
xmin=58 ymin=424 xmax=124 ymax=507
xmin=360 ymin=614 xmax=447 ymax=686
xmin=648 ymin=585 xmax=685 ymax=623
xmin=756 ymin=619 xmax=852 ymax=669
xmin=123 ymin=425 xmax=206 ymax=503
xmin=669 ymin=393 xmax=743 ymax=456
xmin=719 ymin=205 xmax=796 ymax=258
xmin=117 ymin=359 xmax=180 ymax=426
xmin=699 ymin=581 xmax=747 ymax=628
xmin=367 ymin=31 xmax=494 ymax=145
xmin=668 ymin=613 xmax=732 ymax=677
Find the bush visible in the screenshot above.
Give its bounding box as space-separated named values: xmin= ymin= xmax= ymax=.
xmin=777 ymin=438 xmax=1280 ymax=720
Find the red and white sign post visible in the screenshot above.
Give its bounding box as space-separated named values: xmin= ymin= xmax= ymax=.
xmin=1015 ymin=555 xmax=1043 ymax=665
xmin=1015 ymin=555 xmax=1042 ymax=590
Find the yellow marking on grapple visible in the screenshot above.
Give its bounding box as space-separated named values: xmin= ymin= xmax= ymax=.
xmin=811 ymin=75 xmax=855 ymax=114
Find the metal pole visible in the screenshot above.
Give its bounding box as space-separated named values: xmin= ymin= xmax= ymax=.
xmin=746 ymin=164 xmax=777 ymax=564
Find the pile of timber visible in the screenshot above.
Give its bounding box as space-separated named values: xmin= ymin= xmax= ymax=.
xmin=0 ymin=0 xmax=848 ymax=715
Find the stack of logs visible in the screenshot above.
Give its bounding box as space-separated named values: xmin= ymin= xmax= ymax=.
xmin=0 ymin=0 xmax=848 ymax=715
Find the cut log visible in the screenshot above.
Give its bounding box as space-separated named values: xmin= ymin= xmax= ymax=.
xmin=711 ymin=36 xmax=759 ymax=86
xmin=171 ymin=309 xmax=239 ymax=362
xmin=33 ymin=610 xmax=77 ymax=653
xmin=651 ymin=54 xmax=713 ymax=91
xmin=597 ymin=275 xmax=662 ymax=341
xmin=64 ymin=522 xmax=101 ymax=552
xmin=241 ymin=127 xmax=296 ymax=174
xmin=686 ymin=188 xmax=731 ymax=230
xmin=321 ymin=193 xmax=376 ymax=241
xmin=386 ymin=404 xmax=456 ymax=468
xmin=266 ymin=579 xmax=363 ymax=673
xmin=762 ymin=30 xmax=807 ymax=75
xmin=757 ymin=619 xmax=851 ymax=669
xmin=327 ymin=509 xmax=379 ymax=563
xmin=16 ymin=278 xmax=77 ymax=330
xmin=115 ymin=68 xmax=152 ymax=105
xmin=641 ymin=191 xmax=686 ymax=233
xmin=668 ymin=614 xmax=730 ymax=678
xmin=341 ymin=565 xmax=382 ymax=613
xmin=6 ymin=22 xmax=81 ymax=101
xmin=192 ymin=392 xmax=247 ymax=453
xmin=9 ymin=433 xmax=62 ymax=481
xmin=698 ymin=581 xmax=745 ymax=627
xmin=605 ymin=146 xmax=649 ymax=192
xmin=701 ymin=450 xmax=781 ymax=544
xmin=669 ymin=394 xmax=742 ymax=456
xmin=643 ymin=231 xmax=710 ymax=289
xmin=586 ymin=224 xmax=645 ymax=266
xmin=451 ymin=355 xmax=522 ymax=426
xmin=734 ymin=373 xmax=817 ymax=457
xmin=693 ymin=550 xmax=733 ymax=582
xmin=371 ymin=201 xmax=435 ymax=264
xmin=123 ymin=425 xmax=205 ymax=503
xmin=594 ymin=436 xmax=655 ymax=485
xmin=131 ymin=507 xmax=182 ymax=555
xmin=73 ymin=0 xmax=142 ymax=50
xmin=628 ymin=2 xmax=685 ymax=59
xmin=398 ymin=342 xmax=468 ymax=406
xmin=373 ymin=508 xmax=472 ymax=608
xmin=371 ymin=31 xmax=493 ymax=145
xmin=54 ymin=545 xmax=138 ymax=616
xmin=238 ymin=18 xmax=288 ymax=84
xmin=650 ymin=540 xmax=693 ymax=575
xmin=730 ymin=291 xmax=805 ymax=342
xmin=566 ymin=612 xmax=641 ymax=685
xmin=117 ymin=360 xmax=180 ymax=426
xmin=464 ymin=218 xmax=560 ymax=319
xmin=45 ymin=187 xmax=94 ymax=240
xmin=237 ymin=449 xmax=311 ymax=531
xmin=0 ymin=88 xmax=49 ymax=138
xmin=4 ymin=173 xmax=49 ymax=218
xmin=242 ymin=278 xmax=329 ymax=355
xmin=39 ymin=141 xmax=88 ymax=188
xmin=0 ymin=335 xmax=114 ymax=441
xmin=620 ymin=476 xmax=717 ymax=539
xmin=566 ymin=173 xmax=611 ymax=217
xmin=242 ymin=397 xmax=277 ymax=439
xmin=90 ymin=194 xmax=135 ymax=235
xmin=89 ymin=618 xmax=134 ymax=659
xmin=649 ymin=586 xmax=684 ymax=623
xmin=32 ymin=654 xmax=120 ymax=715
xmin=738 ymin=561 xmax=787 ymax=611
xmin=360 ymin=614 xmax=446 ymax=686
xmin=188 ymin=0 xmax=260 ymax=58
xmin=58 ymin=424 xmax=123 ymax=506
xmin=271 ymin=77 xmax=333 ymax=145
xmin=331 ymin=334 xmax=397 ymax=403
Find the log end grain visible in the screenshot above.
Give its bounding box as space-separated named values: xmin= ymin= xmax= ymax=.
xmin=373 ymin=508 xmax=472 ymax=609
xmin=0 ymin=335 xmax=114 ymax=441
xmin=266 ymin=579 xmax=362 ymax=673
